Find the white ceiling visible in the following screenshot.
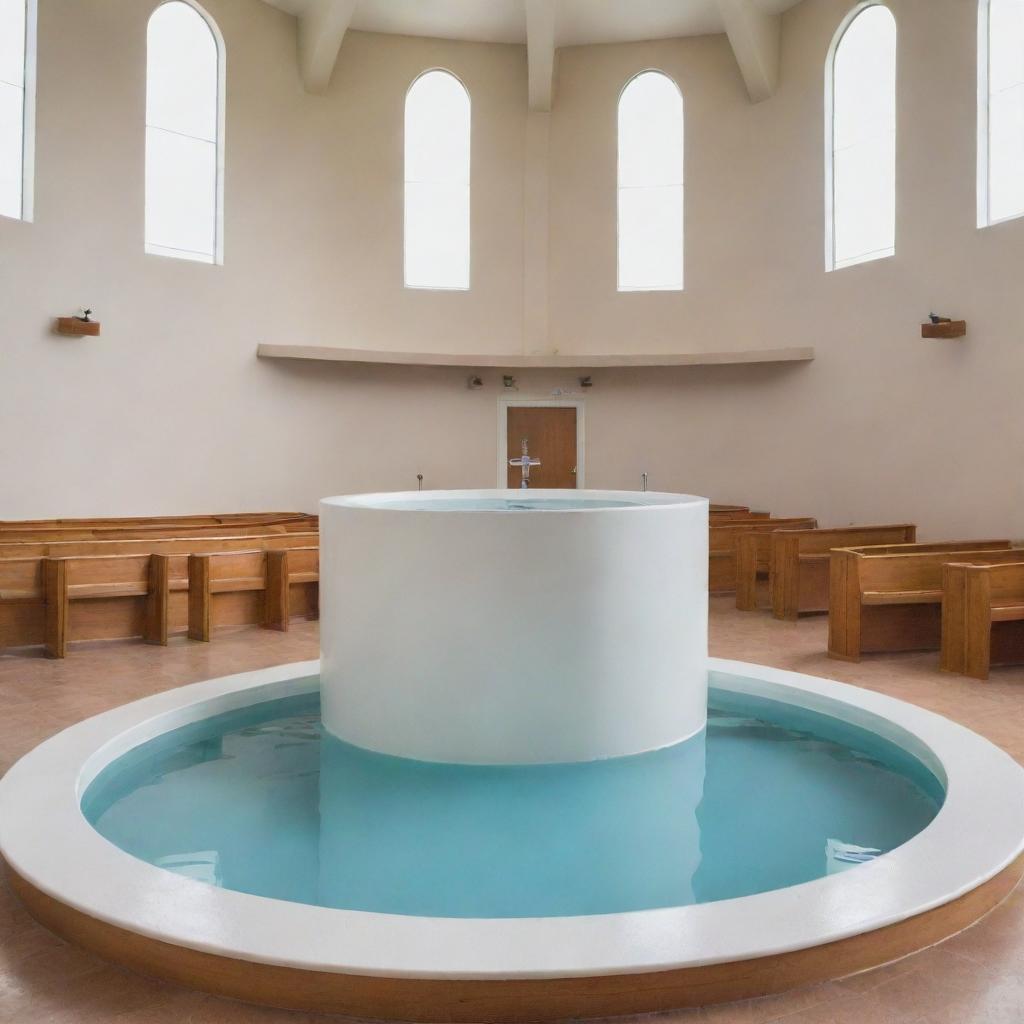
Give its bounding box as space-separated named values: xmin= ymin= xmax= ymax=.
xmin=263 ymin=0 xmax=800 ymax=48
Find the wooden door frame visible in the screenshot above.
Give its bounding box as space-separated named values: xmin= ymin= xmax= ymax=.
xmin=497 ymin=398 xmax=586 ymax=489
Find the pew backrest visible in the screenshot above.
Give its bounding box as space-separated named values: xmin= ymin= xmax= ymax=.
xmin=710 ymin=510 xmax=770 ymax=522
xmin=710 ymin=518 xmax=819 ymax=553
xmin=0 ymin=523 xmax=309 ymax=542
xmin=0 ymin=531 xmax=320 ymax=560
xmin=768 ymin=524 xmax=917 ymax=619
xmin=0 ymin=558 xmax=43 ymax=603
xmin=0 ymin=512 xmax=312 ymax=531
xmin=847 ymin=547 xmax=1022 ymax=598
xmin=841 ymin=539 xmax=1012 ymax=558
xmin=772 ymin=524 xmax=917 ymax=560
xmin=965 ymin=560 xmax=1024 ymax=601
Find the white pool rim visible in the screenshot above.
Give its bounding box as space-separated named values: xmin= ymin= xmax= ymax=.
xmin=1 ymin=657 xmax=1023 ymax=981
xmin=320 ymin=489 xmax=702 ymax=512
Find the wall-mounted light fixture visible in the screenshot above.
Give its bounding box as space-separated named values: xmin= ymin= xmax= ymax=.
xmin=579 ymin=375 xmax=593 ymax=388
xmin=503 ymin=375 xmax=517 ymax=390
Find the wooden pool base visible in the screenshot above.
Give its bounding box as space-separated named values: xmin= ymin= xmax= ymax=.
xmin=8 ymin=854 xmax=1024 ymax=1022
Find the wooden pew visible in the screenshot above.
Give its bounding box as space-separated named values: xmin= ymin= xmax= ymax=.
xmin=828 ymin=541 xmax=1018 ymax=662
xmin=735 ymin=524 xmax=917 ymax=616
xmin=0 ymin=533 xmax=319 ymax=652
xmin=3 ymin=546 xmax=319 ymax=657
xmin=709 ymin=517 xmax=817 ymax=593
xmin=40 ymin=554 xmax=182 ymax=658
xmin=942 ymin=562 xmax=1024 ymax=678
xmin=187 ymin=548 xmax=319 ymax=643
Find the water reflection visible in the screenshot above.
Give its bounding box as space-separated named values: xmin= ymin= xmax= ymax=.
xmin=317 ymin=730 xmax=706 ymax=917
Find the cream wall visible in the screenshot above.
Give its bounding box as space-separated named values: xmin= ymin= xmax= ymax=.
xmin=1 ymin=0 xmax=1022 ymax=538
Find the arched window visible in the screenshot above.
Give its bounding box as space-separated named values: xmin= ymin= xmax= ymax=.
xmin=146 ymin=1 xmax=224 ymax=263
xmin=404 ymin=69 xmax=470 ymax=290
xmin=978 ymin=0 xmax=1024 ymax=227
xmin=825 ymin=4 xmax=897 ymax=271
xmin=0 ymin=0 xmax=35 ymax=221
xmin=617 ymin=71 xmax=683 ymax=291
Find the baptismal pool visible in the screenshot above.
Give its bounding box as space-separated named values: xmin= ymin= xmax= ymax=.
xmin=82 ymin=679 xmax=942 ymax=919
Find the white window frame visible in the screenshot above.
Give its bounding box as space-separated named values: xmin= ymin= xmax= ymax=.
xmin=616 ymin=68 xmax=685 ymax=293
xmin=1 ymin=0 xmax=36 ymax=221
xmin=144 ymin=0 xmax=226 ymax=265
xmin=979 ymin=0 xmax=992 ymax=228
xmin=977 ymin=0 xmax=1024 ymax=228
xmin=824 ymin=1 xmax=897 ymax=272
xmin=403 ymin=67 xmax=471 ymax=292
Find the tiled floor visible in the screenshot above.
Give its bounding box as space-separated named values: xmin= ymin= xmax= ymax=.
xmin=2 ymin=599 xmax=1024 ymax=1023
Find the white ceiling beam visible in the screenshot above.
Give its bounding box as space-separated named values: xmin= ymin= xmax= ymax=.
xmin=298 ymin=0 xmax=357 ymax=95
xmin=525 ymin=0 xmax=558 ymax=112
xmin=715 ymin=0 xmax=780 ymax=103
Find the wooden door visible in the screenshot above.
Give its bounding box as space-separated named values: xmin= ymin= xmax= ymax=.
xmin=506 ymin=407 xmax=577 ymax=489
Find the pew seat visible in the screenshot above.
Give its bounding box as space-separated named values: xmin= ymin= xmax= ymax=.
xmin=991 ymin=603 xmax=1024 ymax=621
xmin=862 ymin=588 xmax=942 ymax=605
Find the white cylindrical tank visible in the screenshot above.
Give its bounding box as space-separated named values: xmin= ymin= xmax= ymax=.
xmin=319 ymin=490 xmax=708 ymax=764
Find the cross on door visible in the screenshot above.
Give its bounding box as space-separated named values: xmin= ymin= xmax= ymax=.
xmin=508 ymin=438 xmax=541 ymax=488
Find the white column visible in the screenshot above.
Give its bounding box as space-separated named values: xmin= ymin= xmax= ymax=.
xmin=319 ymin=490 xmax=709 ymax=764
xmin=523 ymin=112 xmax=551 ymax=355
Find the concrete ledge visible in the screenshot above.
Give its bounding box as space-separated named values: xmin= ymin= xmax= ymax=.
xmin=256 ymin=343 xmax=816 ymax=369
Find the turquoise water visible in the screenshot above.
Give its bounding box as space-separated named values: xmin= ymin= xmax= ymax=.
xmin=377 ymin=497 xmax=642 ymax=511
xmin=82 ymin=682 xmax=943 ymax=919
